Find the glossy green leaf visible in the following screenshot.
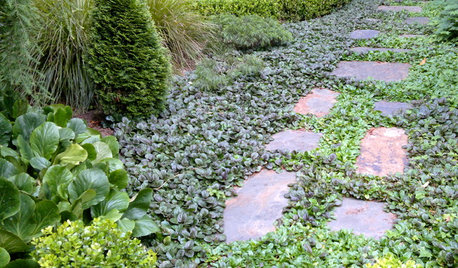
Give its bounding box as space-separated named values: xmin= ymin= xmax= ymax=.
xmin=108 ymin=169 xmax=128 ymax=189
xmin=12 ymin=113 xmax=45 ymax=141
xmin=117 ymin=218 xmax=135 ymax=233
xmin=101 ymin=136 xmax=119 ymax=158
xmin=0 ymin=160 xmax=17 ymax=179
xmin=0 ymin=230 xmax=28 ymax=254
xmin=0 ymin=113 xmax=11 ymax=145
xmin=68 ymin=168 xmax=110 ymax=208
xmin=54 ymin=144 xmax=88 ymax=166
xmin=91 ymin=190 xmax=129 ymax=218
xmin=7 ymin=173 xmax=35 ymax=194
xmin=122 ymin=188 xmax=152 ymax=220
xmin=16 ymin=135 xmax=33 ymax=162
xmin=45 ymin=104 xmax=72 ymax=127
xmin=58 ymin=128 xmax=75 ymax=141
xmin=0 ymin=247 xmax=10 ymax=267
xmin=67 ymin=118 xmax=87 ymax=136
xmin=4 ymin=259 xmax=39 ymax=268
xmin=132 ymin=215 xmax=160 ymax=237
xmin=29 ymin=157 xmax=51 ymax=171
xmin=42 ymin=165 xmax=74 ymax=201
xmin=29 ymin=122 xmax=59 ymax=160
xmin=0 ymin=178 xmax=20 ymax=221
xmin=2 ymin=194 xmax=35 ymax=240
xmin=93 ymin=141 xmax=113 ymax=163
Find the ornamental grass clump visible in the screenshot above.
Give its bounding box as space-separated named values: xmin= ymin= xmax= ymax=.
xmin=87 ymin=0 xmax=171 ymax=119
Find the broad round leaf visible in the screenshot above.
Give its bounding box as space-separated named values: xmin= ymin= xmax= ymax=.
xmin=93 ymin=141 xmax=113 ymax=163
xmin=108 ymin=169 xmax=129 ymax=189
xmin=29 ymin=122 xmax=59 ymax=160
xmin=29 ymin=157 xmax=51 ymax=171
xmin=123 ymin=188 xmax=153 ymax=220
xmin=91 ymin=190 xmax=129 ymax=218
xmin=0 ymin=178 xmax=20 ymax=221
xmin=132 ymin=215 xmax=160 ymax=237
xmin=0 ymin=113 xmax=11 ymax=145
xmin=2 ymin=194 xmax=35 ymax=240
xmin=12 ymin=113 xmax=45 ymax=141
xmin=4 ymin=259 xmax=39 ymax=268
xmin=7 ymin=173 xmax=35 ymax=194
xmin=0 ymin=230 xmax=28 ymax=254
xmin=54 ymin=144 xmax=88 ymax=166
xmin=0 ymin=159 xmax=18 ymax=179
xmin=68 ymin=168 xmax=110 ymax=209
xmin=0 ymin=247 xmax=10 ymax=267
xmin=42 ymin=165 xmax=74 ymax=201
xmin=67 ymin=118 xmax=87 ymax=136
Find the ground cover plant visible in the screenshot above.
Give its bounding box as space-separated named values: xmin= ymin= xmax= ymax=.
xmin=114 ymin=0 xmax=457 ymax=266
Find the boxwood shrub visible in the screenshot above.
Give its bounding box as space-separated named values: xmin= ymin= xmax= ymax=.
xmin=193 ymin=0 xmax=352 ymax=21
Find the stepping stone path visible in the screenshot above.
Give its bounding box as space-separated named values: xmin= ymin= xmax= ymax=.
xmin=406 ymin=17 xmax=430 ymax=25
xmin=331 ymin=61 xmax=411 ymax=82
xmin=293 ymin=88 xmax=339 ymax=117
xmin=328 ymin=198 xmax=396 ymax=239
xmin=350 ymin=30 xmax=380 ymax=39
xmin=224 ymin=170 xmax=296 ymax=242
xmin=356 ymin=127 xmax=408 ymax=177
xmin=377 ymin=5 xmax=422 ymax=12
xmin=350 ymin=47 xmax=411 ymax=54
xmin=400 ymin=34 xmax=424 ymax=38
xmin=266 ymin=130 xmax=322 ymax=153
xmin=374 ymin=101 xmax=413 ymax=116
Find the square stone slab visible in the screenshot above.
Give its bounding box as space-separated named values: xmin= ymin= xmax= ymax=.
xmin=224 ymin=169 xmax=296 ymax=242
xmin=374 ymin=101 xmax=413 ymax=116
xmin=350 ymin=30 xmax=380 ymax=39
xmin=356 ymin=127 xmax=408 ymax=177
xmin=378 ymin=5 xmax=422 ymax=12
xmin=293 ymin=88 xmax=339 ymax=117
xmin=266 ymin=130 xmax=322 ymax=153
xmin=331 ymin=61 xmax=411 ymax=82
xmin=350 ymin=47 xmax=411 ymax=54
xmin=328 ymin=198 xmax=396 ymax=239
xmin=405 ymin=17 xmax=430 ymax=25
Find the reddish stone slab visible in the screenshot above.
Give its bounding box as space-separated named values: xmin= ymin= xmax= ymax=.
xmin=350 ymin=47 xmax=411 ymax=54
xmin=328 ymin=198 xmax=396 ymax=239
xmin=356 ymin=127 xmax=408 ymax=176
xmin=405 ymin=17 xmax=430 ymax=25
xmin=350 ymin=30 xmax=380 ymax=39
xmin=378 ymin=5 xmax=422 ymax=12
xmin=224 ymin=169 xmax=296 ymax=242
xmin=374 ymin=101 xmax=413 ymax=116
xmin=331 ymin=61 xmax=411 ymax=82
xmin=266 ymin=130 xmax=322 ymax=153
xmin=293 ymin=88 xmax=339 ymax=117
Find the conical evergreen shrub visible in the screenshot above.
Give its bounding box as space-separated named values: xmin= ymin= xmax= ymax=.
xmin=87 ymin=0 xmax=171 ymax=118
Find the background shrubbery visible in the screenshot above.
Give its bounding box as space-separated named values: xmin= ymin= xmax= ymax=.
xmin=193 ymin=0 xmax=352 ymax=21
xmin=436 ymin=0 xmax=458 ymax=41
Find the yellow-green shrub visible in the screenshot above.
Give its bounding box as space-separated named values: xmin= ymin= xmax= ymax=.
xmin=31 ymin=218 xmax=157 ymax=267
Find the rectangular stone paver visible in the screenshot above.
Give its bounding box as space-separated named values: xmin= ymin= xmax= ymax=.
xmin=356 ymin=127 xmax=408 ymax=177
xmin=294 ymin=88 xmax=339 ymax=117
xmin=328 ymin=198 xmax=396 ymax=239
xmin=266 ymin=130 xmax=322 ymax=153
xmin=331 ymin=61 xmax=411 ymax=82
xmin=405 ymin=17 xmax=430 ymax=25
xmin=350 ymin=47 xmax=411 ymax=54
xmin=374 ymin=101 xmax=413 ymax=116
xmin=378 ymin=5 xmax=422 ymax=12
xmin=350 ymin=30 xmax=380 ymax=39
xmin=224 ymin=170 xmax=296 ymax=242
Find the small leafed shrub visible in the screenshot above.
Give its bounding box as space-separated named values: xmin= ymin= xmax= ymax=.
xmin=211 ymin=14 xmax=292 ymax=50
xmin=0 ymin=102 xmax=158 ymax=265
xmin=193 ymin=0 xmax=351 ymax=21
xmin=366 ymin=254 xmax=422 ymax=268
xmin=146 ymin=0 xmax=215 ymax=70
xmin=87 ymin=0 xmax=171 ymax=119
xmin=436 ymin=0 xmax=458 ymax=42
xmin=31 ymin=218 xmax=157 ymax=267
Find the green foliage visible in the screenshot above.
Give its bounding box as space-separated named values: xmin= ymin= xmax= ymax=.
xmin=193 ymin=54 xmax=265 ymax=91
xmin=211 ymin=14 xmax=293 ymax=50
xmin=31 ymin=218 xmax=157 ymax=267
xmin=146 ymin=0 xmax=215 ymax=70
xmin=366 ymin=253 xmax=422 ymax=267
xmin=436 ymin=0 xmax=458 ymax=41
xmin=193 ymin=0 xmax=351 ymax=21
xmin=32 ymin=0 xmax=94 ymax=112
xmin=0 ymin=0 xmax=43 ymax=104
xmin=192 ymin=0 xmax=282 ymax=19
xmin=87 ymin=0 xmax=171 ymax=119
xmin=0 ymin=104 xmax=158 ymax=265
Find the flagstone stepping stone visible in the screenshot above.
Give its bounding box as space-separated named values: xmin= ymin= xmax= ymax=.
xmin=374 ymin=101 xmax=413 ymax=116
xmin=224 ymin=169 xmax=296 ymax=242
xmin=266 ymin=130 xmax=322 ymax=153
xmin=378 ymin=5 xmax=422 ymax=13
xmin=293 ymin=88 xmax=339 ymax=117
xmin=350 ymin=30 xmax=380 ymax=39
xmin=405 ymin=17 xmax=430 ymax=25
xmin=356 ymin=127 xmax=408 ymax=177
xmin=350 ymin=47 xmax=411 ymax=54
xmin=400 ymin=34 xmax=424 ymax=38
xmin=328 ymin=198 xmax=396 ymax=239
xmin=331 ymin=61 xmax=411 ymax=82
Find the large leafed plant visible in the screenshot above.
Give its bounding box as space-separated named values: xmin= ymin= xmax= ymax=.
xmin=0 ymin=100 xmax=158 ymax=266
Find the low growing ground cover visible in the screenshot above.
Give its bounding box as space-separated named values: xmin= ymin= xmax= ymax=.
xmin=114 ymin=0 xmax=457 ymax=266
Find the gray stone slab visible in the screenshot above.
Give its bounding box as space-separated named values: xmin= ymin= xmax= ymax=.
xmin=406 ymin=17 xmax=430 ymax=25
xmin=350 ymin=30 xmax=380 ymax=39
xmin=331 ymin=61 xmax=411 ymax=82
xmin=328 ymin=198 xmax=396 ymax=239
xmin=224 ymin=169 xmax=296 ymax=242
xmin=378 ymin=5 xmax=422 ymax=12
xmin=266 ymin=130 xmax=322 ymax=153
xmin=350 ymin=47 xmax=411 ymax=54
xmin=400 ymin=34 xmax=424 ymax=38
xmin=374 ymin=101 xmax=413 ymax=116
xmin=356 ymin=127 xmax=409 ymax=177
xmin=294 ymin=88 xmax=340 ymax=117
